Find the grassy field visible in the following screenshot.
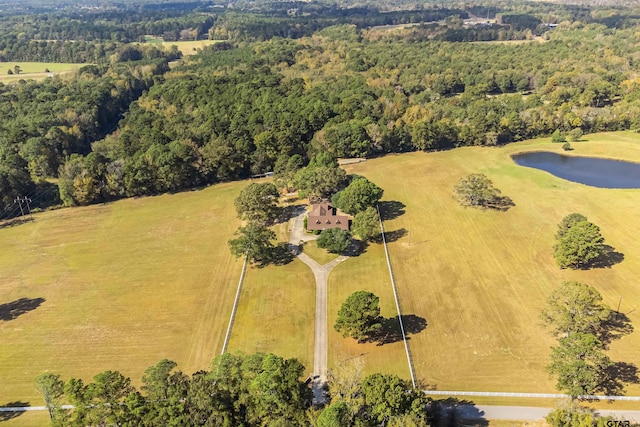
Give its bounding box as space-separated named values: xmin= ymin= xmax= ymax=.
xmin=140 ymin=37 xmax=224 ymax=56
xmin=0 ymin=182 xmax=246 ymax=405
xmin=343 ymin=131 xmax=640 ymax=402
xmin=301 ymin=240 xmax=338 ymax=265
xmin=327 ymin=242 xmax=411 ymax=380
xmin=0 ymin=62 xmax=80 ymax=83
xmin=227 ymin=259 xmax=315 ymax=371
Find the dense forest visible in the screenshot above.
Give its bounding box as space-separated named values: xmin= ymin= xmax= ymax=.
xmin=5 ymin=0 xmax=640 ymax=218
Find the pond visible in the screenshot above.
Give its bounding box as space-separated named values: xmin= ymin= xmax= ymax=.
xmin=511 ymin=151 xmax=640 ymax=189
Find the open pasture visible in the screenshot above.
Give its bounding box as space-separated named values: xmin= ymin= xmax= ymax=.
xmin=227 ymin=259 xmax=315 ymax=370
xmin=0 ymin=182 xmax=245 ymax=404
xmin=343 ymin=131 xmax=640 ymax=399
xmin=140 ymin=37 xmax=224 ymax=56
xmin=0 ymin=62 xmax=80 ymax=83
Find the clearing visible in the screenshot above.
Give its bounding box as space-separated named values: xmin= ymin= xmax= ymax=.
xmin=342 ymin=131 xmax=640 ymax=403
xmin=0 ymin=182 xmax=245 ymax=404
xmin=0 ymin=62 xmax=81 ymax=83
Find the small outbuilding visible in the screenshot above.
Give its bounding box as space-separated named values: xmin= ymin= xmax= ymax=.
xmin=306 ymin=203 xmax=350 ymax=232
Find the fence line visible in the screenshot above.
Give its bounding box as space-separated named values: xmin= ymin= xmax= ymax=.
xmin=376 ymin=203 xmax=417 ymax=389
xmin=221 ymin=255 xmax=248 ymax=355
xmin=422 ymin=390 xmax=640 ymax=401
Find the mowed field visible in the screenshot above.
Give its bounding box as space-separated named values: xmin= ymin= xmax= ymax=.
xmin=141 ymin=37 xmax=224 ymax=56
xmin=227 ymin=258 xmax=315 ymax=371
xmin=0 ymin=182 xmax=247 ymax=406
xmin=343 ymin=131 xmax=640 ymax=399
xmin=0 ymin=62 xmax=80 ymax=83
xmin=328 ymin=242 xmax=412 ymax=380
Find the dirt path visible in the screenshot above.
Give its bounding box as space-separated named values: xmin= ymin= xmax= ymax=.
xmin=288 ymin=209 xmax=347 ymax=404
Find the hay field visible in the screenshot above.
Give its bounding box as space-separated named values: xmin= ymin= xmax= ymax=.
xmin=0 ymin=62 xmax=80 ymax=83
xmin=343 ymin=131 xmax=640 ymax=399
xmin=227 ymin=259 xmax=315 ymax=370
xmin=0 ymin=182 xmax=245 ymax=404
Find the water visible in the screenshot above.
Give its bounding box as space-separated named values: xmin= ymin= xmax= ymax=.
xmin=512 ymin=151 xmax=640 ymax=189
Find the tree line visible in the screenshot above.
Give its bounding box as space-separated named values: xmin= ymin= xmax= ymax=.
xmin=35 ymin=352 xmax=433 ymax=426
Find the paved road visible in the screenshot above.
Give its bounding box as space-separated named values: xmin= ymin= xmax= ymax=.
xmin=288 ymin=209 xmax=347 ymax=404
xmin=454 ymin=405 xmax=640 ymax=422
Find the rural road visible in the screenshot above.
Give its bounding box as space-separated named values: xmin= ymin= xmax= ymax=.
xmin=455 ymin=405 xmax=640 ymax=422
xmin=288 ymin=208 xmax=347 ymax=404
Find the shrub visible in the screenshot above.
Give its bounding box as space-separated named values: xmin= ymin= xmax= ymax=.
xmin=551 ymin=129 xmax=567 ymax=143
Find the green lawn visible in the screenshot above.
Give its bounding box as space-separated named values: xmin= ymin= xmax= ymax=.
xmin=343 ymin=131 xmax=640 ymax=403
xmin=227 ymin=259 xmax=315 ymax=371
xmin=327 ymin=243 xmax=411 ymax=381
xmin=0 ymin=182 xmax=246 ymax=404
xmin=301 ymin=240 xmax=338 ymax=265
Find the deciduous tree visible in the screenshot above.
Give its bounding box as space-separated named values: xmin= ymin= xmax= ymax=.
xmin=352 ymin=206 xmax=380 ymax=241
xmin=334 ymin=177 xmax=383 ymax=215
xmin=541 ymin=281 xmax=610 ymax=338
xmin=234 ymin=182 xmax=280 ymax=222
xmin=35 ymin=373 xmax=65 ymax=423
xmin=228 ymin=222 xmax=276 ymax=264
xmin=453 ymin=173 xmax=510 ymax=209
xmin=317 ymin=228 xmax=351 ymax=254
xmin=548 ymin=333 xmax=612 ymax=397
xmin=334 ymin=291 xmax=382 ymax=341
xmin=554 ymin=220 xmax=605 ymax=269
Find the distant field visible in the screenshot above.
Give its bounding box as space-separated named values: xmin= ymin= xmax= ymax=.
xmin=0 ymin=182 xmax=245 ymax=404
xmin=344 ymin=131 xmax=640 ymax=401
xmin=139 ymin=37 xmax=224 ymax=56
xmin=0 ymin=62 xmax=80 ymax=83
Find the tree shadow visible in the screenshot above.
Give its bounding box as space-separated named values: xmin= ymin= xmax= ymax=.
xmin=368 ymin=314 xmax=427 ymax=346
xmin=370 ymin=228 xmax=407 ymax=245
xmin=599 ymin=312 xmax=634 ymax=347
xmin=0 ymin=298 xmax=45 ymax=321
xmin=601 ymin=361 xmax=640 ymax=396
xmin=589 ymin=245 xmax=624 ymax=269
xmin=275 ymin=204 xmax=306 ymax=224
xmin=377 ymin=201 xmax=406 ymax=220
xmin=343 ymin=239 xmax=367 ymax=257
xmin=0 ymin=217 xmax=34 ymax=230
xmin=429 ymin=398 xmax=488 ymax=427
xmin=484 ymin=195 xmax=515 ymax=212
xmin=257 ymin=243 xmax=295 ymax=267
xmin=0 ymin=401 xmax=29 ymax=422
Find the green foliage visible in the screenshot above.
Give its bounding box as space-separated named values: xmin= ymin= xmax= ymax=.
xmin=234 ymin=182 xmax=280 ymax=222
xmin=541 ymin=282 xmax=611 ymax=338
xmin=361 ymin=374 xmax=413 ymax=423
xmin=352 ymin=206 xmax=380 ymax=241
xmin=562 ymin=142 xmax=572 ymax=151
xmin=35 ymin=373 xmax=65 ymax=422
xmin=552 ymin=129 xmax=567 ymax=143
xmin=545 ymin=400 xmax=598 ymax=427
xmin=548 ymin=333 xmax=613 ymax=397
xmin=556 ymin=213 xmax=588 ymax=239
xmin=317 ymin=228 xmax=351 ymax=254
xmin=228 ymin=221 xmax=276 ymax=263
xmin=334 ymin=290 xmax=382 ymax=341
xmin=211 ymin=352 xmax=311 ymax=425
xmin=293 ymin=160 xmax=348 ymax=203
xmin=453 ymin=173 xmax=510 ymax=209
xmin=554 ymin=220 xmax=605 ymax=269
xmin=317 ymin=401 xmax=352 ymax=427
xmin=47 ymin=352 xmax=311 ymax=426
xmin=569 ymin=128 xmax=584 ymax=142
xmin=334 ymin=177 xmax=383 ymax=215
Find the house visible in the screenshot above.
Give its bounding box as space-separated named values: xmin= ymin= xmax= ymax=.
xmin=306 ymin=203 xmax=350 ymax=232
